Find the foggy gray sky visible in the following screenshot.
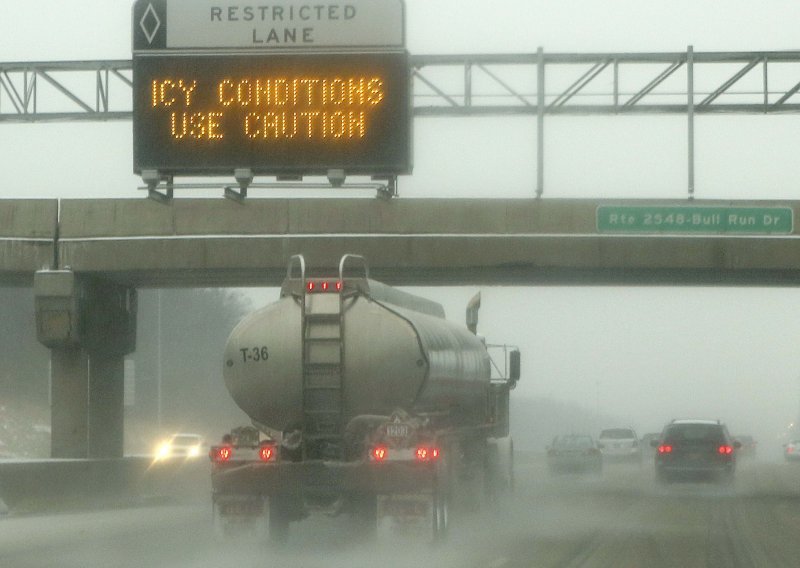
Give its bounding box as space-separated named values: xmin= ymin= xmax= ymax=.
xmin=3 ymin=1 xmax=800 ymax=449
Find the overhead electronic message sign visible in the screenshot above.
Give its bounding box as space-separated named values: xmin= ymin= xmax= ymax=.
xmin=132 ymin=0 xmax=410 ymax=178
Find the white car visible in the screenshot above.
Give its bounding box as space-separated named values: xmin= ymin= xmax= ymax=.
xmin=597 ymin=428 xmax=641 ymax=463
xmin=154 ymin=433 xmax=205 ymax=461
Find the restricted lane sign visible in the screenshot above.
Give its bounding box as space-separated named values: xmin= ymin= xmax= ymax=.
xmin=133 ymin=0 xmax=405 ymax=51
xmin=597 ymin=205 xmax=794 ymax=234
xmin=132 ymin=0 xmax=411 ymax=178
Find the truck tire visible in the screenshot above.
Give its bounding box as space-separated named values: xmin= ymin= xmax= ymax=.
xmin=432 ymin=490 xmax=449 ymax=542
xmin=351 ymin=493 xmax=378 ymax=539
xmin=211 ymin=501 xmax=227 ymax=539
xmin=486 ymin=436 xmax=515 ymax=502
xmin=268 ymin=497 xmax=290 ymax=544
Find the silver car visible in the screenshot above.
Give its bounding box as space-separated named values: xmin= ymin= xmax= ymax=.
xmin=597 ymin=428 xmax=641 ymax=463
xmin=547 ymin=434 xmax=603 ymax=475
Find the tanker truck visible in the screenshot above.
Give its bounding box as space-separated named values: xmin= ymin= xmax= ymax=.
xmin=209 ymin=254 xmax=519 ymax=542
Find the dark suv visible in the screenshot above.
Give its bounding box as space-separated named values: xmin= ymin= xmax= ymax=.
xmin=652 ymin=419 xmax=740 ymax=483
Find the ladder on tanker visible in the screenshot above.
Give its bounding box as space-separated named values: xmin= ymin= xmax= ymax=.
xmin=288 ymin=254 xmax=368 ymax=460
xmin=303 ymin=286 xmax=344 ymax=457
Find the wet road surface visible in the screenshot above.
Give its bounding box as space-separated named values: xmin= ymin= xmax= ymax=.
xmin=3 ymin=455 xmax=800 ymax=567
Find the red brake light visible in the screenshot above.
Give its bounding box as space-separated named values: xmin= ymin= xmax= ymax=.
xmin=371 ymin=446 xmax=388 ymax=462
xmin=415 ymin=446 xmax=441 ymax=462
xmin=308 ymin=281 xmax=342 ymax=293
xmin=211 ymin=446 xmax=232 ymax=463
xmin=718 ymin=445 xmax=733 ymax=455
xmin=658 ymin=445 xmax=673 ymax=454
xmin=259 ymin=444 xmax=277 ymax=462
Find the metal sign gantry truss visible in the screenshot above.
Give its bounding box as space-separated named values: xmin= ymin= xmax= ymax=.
xmin=3 ymin=47 xmax=800 ymax=196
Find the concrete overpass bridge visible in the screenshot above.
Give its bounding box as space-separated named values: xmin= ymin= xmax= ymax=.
xmin=5 ymin=197 xmax=800 ymax=288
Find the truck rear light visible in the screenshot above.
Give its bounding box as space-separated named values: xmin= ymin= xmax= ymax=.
xmin=718 ymin=445 xmax=733 ymax=455
xmin=259 ymin=443 xmax=277 ymax=462
xmin=657 ymin=445 xmax=673 ymax=454
xmin=307 ymin=280 xmax=342 ymax=293
xmin=415 ymin=446 xmax=441 ymax=462
xmin=210 ymin=446 xmax=232 ymax=463
xmin=370 ymin=445 xmax=388 ymax=462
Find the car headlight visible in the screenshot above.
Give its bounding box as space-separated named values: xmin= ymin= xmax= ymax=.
xmin=155 ymin=443 xmax=171 ymax=459
xmin=188 ymin=445 xmax=201 ymax=457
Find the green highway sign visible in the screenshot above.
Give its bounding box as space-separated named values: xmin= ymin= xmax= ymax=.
xmin=597 ymin=206 xmax=794 ymax=234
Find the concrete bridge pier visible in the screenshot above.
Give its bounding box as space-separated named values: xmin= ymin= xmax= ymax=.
xmin=34 ymin=271 xmax=136 ymax=458
xmin=87 ymin=352 xmax=125 ymax=458
xmin=50 ymin=347 xmax=89 ymax=458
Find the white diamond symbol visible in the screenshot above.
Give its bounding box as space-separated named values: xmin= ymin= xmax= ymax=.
xmin=140 ymin=3 xmax=161 ymax=45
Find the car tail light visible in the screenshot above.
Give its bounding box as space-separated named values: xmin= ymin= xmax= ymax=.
xmin=336 ymin=281 xmax=343 ymax=291
xmin=789 ymin=446 xmax=795 ymax=454
xmin=306 ymin=281 xmax=316 ymax=292
xmin=718 ymin=445 xmax=733 ymax=455
xmin=210 ymin=446 xmax=232 ymax=463
xmin=658 ymin=445 xmax=673 ymax=454
xmin=370 ymin=445 xmax=388 ymax=462
xmin=415 ymin=446 xmax=441 ymax=462
xmin=259 ymin=443 xmax=277 ymax=462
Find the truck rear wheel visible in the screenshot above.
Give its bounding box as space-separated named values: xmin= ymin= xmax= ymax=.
xmin=268 ymin=498 xmax=290 ymax=544
xmin=211 ymin=501 xmax=227 ymax=539
xmin=432 ymin=491 xmax=449 ymax=542
xmin=351 ymin=493 xmax=378 ymax=538
xmin=488 ymin=436 xmax=515 ymax=493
